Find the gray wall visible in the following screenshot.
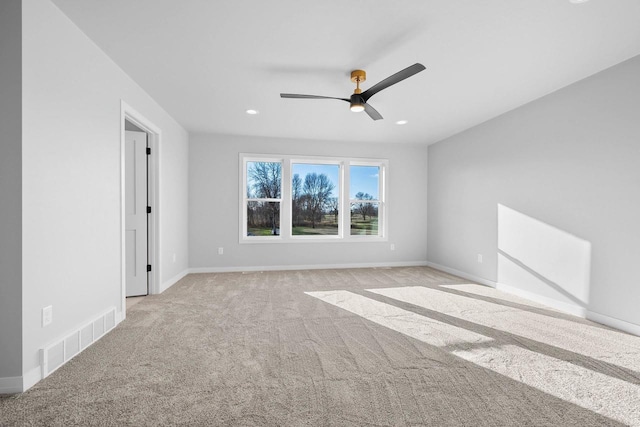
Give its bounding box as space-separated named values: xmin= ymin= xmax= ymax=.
xmin=189 ymin=133 xmax=428 ymax=270
xmin=0 ymin=0 xmax=23 ymax=382
xmin=427 ymin=55 xmax=640 ymax=327
xmin=17 ymin=0 xmax=189 ymax=383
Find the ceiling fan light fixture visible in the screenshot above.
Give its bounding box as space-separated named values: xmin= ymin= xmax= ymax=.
xmin=350 ymin=93 xmax=365 ymax=113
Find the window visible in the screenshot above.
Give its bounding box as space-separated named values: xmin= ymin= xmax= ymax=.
xmin=350 ymin=165 xmax=381 ymax=236
xmin=241 ymin=154 xmax=387 ymax=242
xmin=245 ymin=160 xmax=282 ymax=237
xmin=292 ymin=162 xmax=340 ymax=236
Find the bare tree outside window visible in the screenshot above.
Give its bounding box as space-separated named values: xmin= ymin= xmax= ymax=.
xmin=291 ymin=163 xmax=339 ymax=236
xmin=350 ymin=165 xmax=381 ymax=236
xmin=248 ymin=161 xmax=281 ymax=199
xmin=302 ymin=173 xmax=335 ymax=229
xmin=353 ymin=192 xmax=376 ymax=221
xmin=292 ymin=173 xmax=303 ymax=227
xmin=328 ymin=197 xmax=339 ymax=222
xmin=246 ymin=161 xmax=281 ymax=236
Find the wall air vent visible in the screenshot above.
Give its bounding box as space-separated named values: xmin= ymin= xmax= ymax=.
xmin=41 ymin=307 xmax=117 ymax=378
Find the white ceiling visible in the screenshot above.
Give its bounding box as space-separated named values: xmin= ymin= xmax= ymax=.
xmin=52 ymin=0 xmax=640 ymax=145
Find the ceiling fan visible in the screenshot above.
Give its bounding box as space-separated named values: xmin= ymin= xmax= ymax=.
xmin=280 ymin=63 xmax=425 ymax=121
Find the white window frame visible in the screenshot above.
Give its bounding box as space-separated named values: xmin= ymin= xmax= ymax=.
xmin=290 ymin=158 xmax=344 ymax=241
xmin=241 ymin=156 xmax=284 ymax=241
xmin=240 ymin=153 xmax=388 ymax=243
xmin=348 ymin=161 xmax=387 ymax=239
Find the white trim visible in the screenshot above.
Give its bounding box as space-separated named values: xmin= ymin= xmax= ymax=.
xmin=494 ymin=281 xmax=587 ymax=317
xmin=424 ymin=261 xmax=498 ymax=288
xmin=239 ymin=235 xmax=389 ymax=244
xmin=159 ymin=268 xmax=190 ymax=293
xmin=120 ymin=101 xmax=162 ymax=322
xmin=189 ymin=261 xmax=428 ymax=274
xmin=425 ymin=260 xmax=640 ymax=336
xmin=0 ymin=363 xmax=56 ymax=394
xmin=240 ymin=155 xmax=284 ymax=242
xmin=22 ymin=366 xmax=42 ymax=391
xmin=115 ymin=309 xmax=124 ymax=325
xmin=586 ymin=311 xmax=640 ymax=337
xmin=0 ymin=376 xmax=23 ymax=395
xmin=425 ymin=260 xmax=586 ymax=316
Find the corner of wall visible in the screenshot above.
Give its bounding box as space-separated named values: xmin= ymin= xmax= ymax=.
xmin=159 ymin=269 xmax=190 ymax=294
xmin=0 ymin=0 xmax=23 ymax=385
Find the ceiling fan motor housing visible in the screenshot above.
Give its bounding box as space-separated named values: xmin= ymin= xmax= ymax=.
xmin=350 ymin=93 xmax=365 ymax=104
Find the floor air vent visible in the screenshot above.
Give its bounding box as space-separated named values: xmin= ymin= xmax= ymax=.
xmin=41 ymin=307 xmax=117 ymax=378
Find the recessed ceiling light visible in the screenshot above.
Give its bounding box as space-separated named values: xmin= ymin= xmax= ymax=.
xmin=246 ymin=109 xmax=259 ymax=115
xmin=395 ymin=120 xmax=408 ymax=125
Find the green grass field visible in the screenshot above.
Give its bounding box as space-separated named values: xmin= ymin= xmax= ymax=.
xmin=248 ymin=215 xmax=378 ymax=236
xmin=247 ymin=228 xmax=278 ymax=236
xmin=350 ymin=218 xmax=378 ymax=235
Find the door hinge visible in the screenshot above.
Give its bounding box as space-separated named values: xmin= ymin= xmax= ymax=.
xmin=147 ymin=206 xmax=151 ymax=214
xmin=147 ymin=265 xmax=152 ymax=272
xmin=146 ymin=147 xmax=151 ymax=155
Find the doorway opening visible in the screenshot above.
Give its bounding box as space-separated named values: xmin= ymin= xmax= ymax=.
xmin=124 ymin=124 xmax=149 ymax=297
xmin=121 ymin=101 xmax=160 ymax=320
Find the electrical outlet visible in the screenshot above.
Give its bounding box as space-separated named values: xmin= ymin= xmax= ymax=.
xmin=390 ymin=244 xmax=395 ymax=251
xmin=477 ymin=254 xmax=483 ymax=263
xmin=42 ymin=305 xmax=53 ymax=327
xmin=218 ymin=247 xmax=224 ymax=255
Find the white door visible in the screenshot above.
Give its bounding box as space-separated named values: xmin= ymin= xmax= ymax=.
xmin=125 ymin=130 xmax=148 ymax=297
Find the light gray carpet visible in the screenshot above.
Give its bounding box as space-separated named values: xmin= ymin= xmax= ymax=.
xmin=1 ymin=266 xmax=639 ymax=426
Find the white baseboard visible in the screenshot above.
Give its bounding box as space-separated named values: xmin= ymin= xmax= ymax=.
xmin=425 ymin=260 xmax=639 ymax=336
xmin=586 ymin=311 xmax=640 ymax=337
xmin=115 ymin=309 xmax=124 ymax=324
xmin=159 ymin=268 xmax=190 ymax=293
xmin=426 ymin=260 xmax=587 ymax=316
xmin=424 ymin=261 xmax=498 ymax=288
xmin=0 ymin=376 xmax=23 ymax=395
xmin=189 ymin=261 xmax=429 ymax=274
xmin=0 ymin=308 xmax=122 ymax=395
xmin=494 ymin=281 xmax=587 ymax=317
xmin=22 ymin=366 xmax=42 ymax=392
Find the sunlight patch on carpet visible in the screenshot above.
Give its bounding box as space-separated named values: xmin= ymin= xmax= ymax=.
xmin=453 ymin=344 xmax=640 ymax=426
xmin=305 ymin=290 xmax=493 ymax=348
xmin=309 ymin=286 xmax=640 ymax=426
xmin=369 ymin=286 xmax=640 ymax=374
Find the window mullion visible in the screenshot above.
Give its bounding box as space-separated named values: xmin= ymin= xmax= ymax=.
xmin=343 ymin=162 xmax=350 ymax=240
xmin=281 ymin=160 xmax=291 ymax=239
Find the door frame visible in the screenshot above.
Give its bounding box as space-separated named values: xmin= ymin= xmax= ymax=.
xmin=120 ymin=100 xmax=161 ymax=320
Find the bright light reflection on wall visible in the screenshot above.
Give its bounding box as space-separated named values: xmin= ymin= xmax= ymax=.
xmin=497 ymin=204 xmax=591 ymax=307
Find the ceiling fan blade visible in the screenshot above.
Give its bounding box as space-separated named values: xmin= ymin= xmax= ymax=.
xmin=280 ymin=93 xmax=349 ymax=102
xmin=361 ymin=63 xmax=426 ymax=102
xmin=364 ymin=102 xmax=383 ymax=121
